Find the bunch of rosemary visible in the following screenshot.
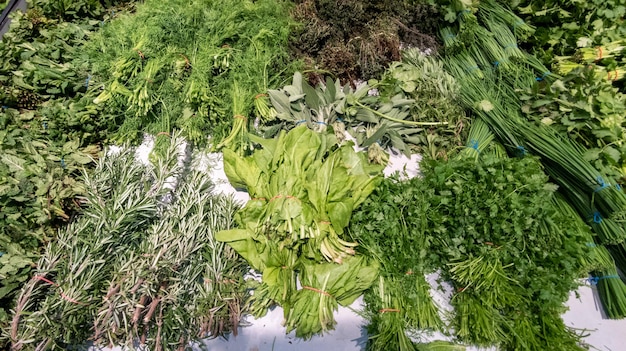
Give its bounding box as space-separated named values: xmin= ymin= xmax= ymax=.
xmin=9 ymin=134 xmax=248 ymax=351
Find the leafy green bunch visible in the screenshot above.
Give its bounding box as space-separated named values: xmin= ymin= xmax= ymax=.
xmin=367 ymin=49 xmax=469 ymax=159
xmin=264 ymin=71 xmax=425 ymax=158
xmin=509 ymin=0 xmax=626 ymax=61
xmin=218 ymin=126 xmax=383 ymax=264
xmin=266 ymin=72 xmax=348 ymax=135
xmin=217 ymin=126 xmax=381 ymax=338
xmin=425 ymin=155 xmax=590 ymax=349
xmin=262 ymin=54 xmax=463 ymax=162
xmin=350 ymin=150 xmax=591 ymax=350
xmin=86 ymin=0 xmax=297 ymax=146
xmin=0 ymin=7 xmax=102 ymax=109
xmin=0 ymin=107 xmax=98 ymax=337
xmin=520 ymin=68 xmax=626 ymax=180
xmin=29 ymin=0 xmax=131 ymax=21
xmin=0 ymin=9 xmax=123 ymax=334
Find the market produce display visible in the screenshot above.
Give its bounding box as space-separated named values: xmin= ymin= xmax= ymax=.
xmin=2 ymin=0 xmax=626 ymax=350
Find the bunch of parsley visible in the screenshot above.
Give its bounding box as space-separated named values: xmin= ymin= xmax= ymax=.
xmin=351 ymin=152 xmax=591 ymax=350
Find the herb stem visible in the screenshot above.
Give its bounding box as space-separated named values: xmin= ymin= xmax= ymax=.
xmin=354 ymin=101 xmax=449 ymax=126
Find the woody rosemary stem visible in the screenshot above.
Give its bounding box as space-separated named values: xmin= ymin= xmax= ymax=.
xmin=354 ymin=101 xmax=449 ymax=126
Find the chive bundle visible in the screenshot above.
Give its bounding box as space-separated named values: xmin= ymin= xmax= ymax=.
xmin=440 ymin=27 xmax=460 ymax=50
xmin=473 ymin=33 xmax=507 ymax=70
xmin=485 ymin=19 xmax=524 ymax=61
xmin=478 ymin=0 xmax=535 ymax=39
xmin=593 ymin=246 xmax=626 ymax=319
xmin=516 ymin=122 xmax=626 ymax=216
xmin=458 ymin=118 xmax=494 ymax=160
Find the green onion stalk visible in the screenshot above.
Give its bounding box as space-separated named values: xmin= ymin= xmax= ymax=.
xmin=544 ymin=160 xmax=626 ymax=291
xmin=440 ymin=27 xmax=460 ymax=51
xmin=592 ymin=247 xmax=626 ymax=319
xmin=516 ymin=123 xmax=626 ymax=219
xmin=607 ymin=244 xmax=626 ymax=282
xmin=458 ymin=118 xmax=494 ymax=160
xmin=470 ymin=34 xmax=505 ymax=71
xmin=454 ymin=1 xmax=553 ymax=83
xmin=553 ymin=195 xmax=613 ymax=272
xmin=523 ymin=52 xmax=558 ymax=82
xmin=464 ymin=20 xmax=508 ymax=70
xmin=445 ymin=59 xmax=521 ymax=149
xmin=478 ymin=0 xmax=535 ymax=39
xmin=485 ymin=19 xmax=524 ymax=61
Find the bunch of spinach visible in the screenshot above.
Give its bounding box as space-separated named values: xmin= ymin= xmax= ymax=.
xmin=216 ymin=126 xmax=381 ymax=338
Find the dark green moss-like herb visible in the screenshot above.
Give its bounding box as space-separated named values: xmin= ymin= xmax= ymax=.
xmin=290 ymin=0 xmax=441 ymax=83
